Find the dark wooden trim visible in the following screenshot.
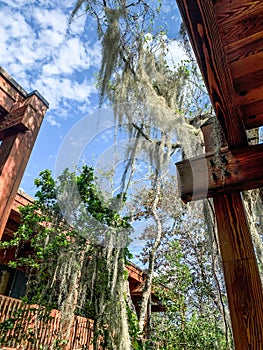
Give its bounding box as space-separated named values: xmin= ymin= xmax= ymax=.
xmin=176 ymin=0 xmax=247 ymax=148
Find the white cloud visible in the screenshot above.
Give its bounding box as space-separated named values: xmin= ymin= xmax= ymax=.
xmin=46 ymin=114 xmax=61 ymax=128
xmin=42 ymin=37 xmax=91 ymax=75
xmin=0 ymin=1 xmax=101 ymax=126
xmin=34 ymin=76 xmax=96 ymax=109
xmin=166 ymin=40 xmax=188 ymax=67
xmin=33 ymin=8 xmax=68 ymax=33
xmin=68 ymin=11 xmax=87 ymax=35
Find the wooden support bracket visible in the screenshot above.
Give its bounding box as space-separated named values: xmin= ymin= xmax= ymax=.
xmin=0 ymin=105 xmax=33 ymax=140
xmin=176 ymin=143 xmax=263 ymax=202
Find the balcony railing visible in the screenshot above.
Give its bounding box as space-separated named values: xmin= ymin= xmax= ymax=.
xmin=0 ymin=294 xmax=95 ymax=349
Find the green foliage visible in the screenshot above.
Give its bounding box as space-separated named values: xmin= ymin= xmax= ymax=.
xmin=149 ymin=311 xmax=229 ymax=350
xmin=126 ymin=304 xmax=142 ymax=350
xmin=0 ymin=166 xmax=133 ymax=349
xmin=0 ymin=166 xmax=130 ymax=271
xmin=149 ymin=240 xmax=231 ymax=350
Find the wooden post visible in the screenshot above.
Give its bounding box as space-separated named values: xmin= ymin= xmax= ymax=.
xmin=213 ymin=193 xmax=263 ymax=349
xmin=201 ymin=122 xmax=263 ymax=350
xmin=174 ymin=1 xmax=263 ymax=346
xmin=0 ymin=68 xmax=48 ymax=237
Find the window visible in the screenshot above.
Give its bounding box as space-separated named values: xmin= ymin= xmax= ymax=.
xmin=0 ymin=264 xmax=27 ymax=299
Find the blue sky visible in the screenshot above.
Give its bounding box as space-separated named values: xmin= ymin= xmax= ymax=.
xmin=0 ymin=0 xmax=186 ymax=198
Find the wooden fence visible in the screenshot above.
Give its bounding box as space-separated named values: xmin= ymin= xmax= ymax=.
xmin=0 ymin=294 xmax=94 ymax=349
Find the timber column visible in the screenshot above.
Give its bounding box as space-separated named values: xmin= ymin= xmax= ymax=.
xmin=202 ymin=121 xmax=263 ymax=350
xmin=0 ymin=67 xmax=48 ymax=237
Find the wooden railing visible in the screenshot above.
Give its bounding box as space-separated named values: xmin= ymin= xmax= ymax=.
xmin=0 ymin=294 xmax=94 ymax=349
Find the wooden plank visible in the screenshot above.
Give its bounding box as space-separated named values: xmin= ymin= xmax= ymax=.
xmin=214 ymin=1 xmax=263 ymax=46
xmin=238 ymin=85 xmax=263 ymax=106
xmin=244 ymin=112 xmax=263 ymax=130
xmin=176 ymin=143 xmax=263 ymax=202
xmin=229 ymin=51 xmax=263 ymax=79
xmin=214 ymin=193 xmax=263 ymax=350
xmin=225 ymin=31 xmax=263 ymax=64
xmin=241 ymin=100 xmax=263 ymax=119
xmin=218 ymin=17 xmax=263 ymax=47
xmin=214 ymin=0 xmax=263 ymax=25
xmin=176 ymin=0 xmax=247 ymax=148
xmin=234 ymin=68 xmax=263 ymax=94
xmin=214 ymin=0 xmax=263 ymax=17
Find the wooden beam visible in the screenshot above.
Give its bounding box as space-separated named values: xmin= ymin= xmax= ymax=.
xmin=176 ymin=143 xmax=263 ymax=202
xmin=176 ymin=0 xmax=248 ymax=148
xmin=224 ymin=30 xmax=263 ymax=64
xmin=214 ymin=1 xmax=263 ymax=46
xmin=213 ymin=193 xmax=263 ymax=350
xmin=175 ymin=2 xmax=263 ymax=348
xmin=229 ymin=52 xmax=263 ymax=80
xmin=234 ymin=68 xmax=263 ymax=94
xmin=238 ymin=85 xmax=263 ymax=107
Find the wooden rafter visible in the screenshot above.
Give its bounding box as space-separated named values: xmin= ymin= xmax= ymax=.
xmin=176 ymin=0 xmax=248 ymax=148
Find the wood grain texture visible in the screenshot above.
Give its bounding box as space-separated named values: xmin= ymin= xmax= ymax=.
xmin=176 ymin=0 xmax=247 ymax=148
xmin=225 ymin=31 xmax=263 ymax=64
xmin=214 ymin=1 xmax=263 ymax=46
xmin=214 ymin=0 xmax=263 ymax=17
xmin=229 ymin=51 xmax=263 ymax=79
xmin=241 ymin=100 xmax=263 ymax=120
xmin=176 ymin=143 xmax=263 ymax=202
xmin=199 ymin=123 xmax=263 ymax=350
xmin=238 ymin=84 xmax=263 ymax=106
xmin=214 ymin=193 xmax=263 ymax=350
xmin=234 ymin=68 xmax=263 ymax=96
